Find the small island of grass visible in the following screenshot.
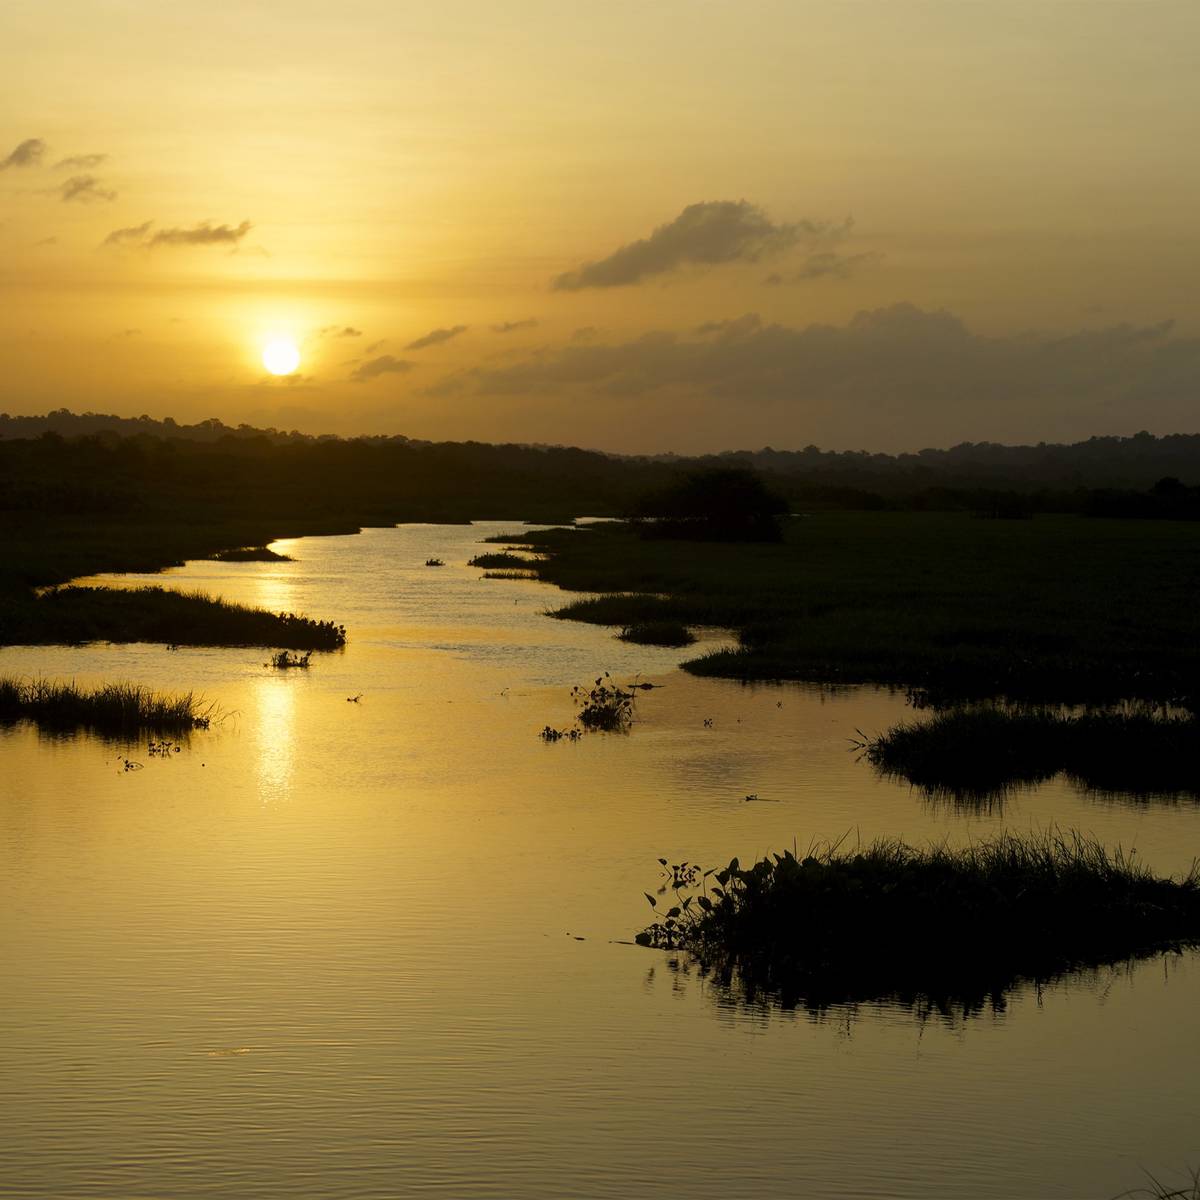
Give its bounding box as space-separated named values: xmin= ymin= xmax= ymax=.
xmin=209 ymin=546 xmax=294 ymax=562
xmin=638 ymin=831 xmax=1200 ymax=1014
xmin=0 ymin=676 xmax=213 ymax=736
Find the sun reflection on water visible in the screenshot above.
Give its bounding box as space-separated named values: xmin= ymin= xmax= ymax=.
xmin=253 ymin=674 xmax=296 ymax=805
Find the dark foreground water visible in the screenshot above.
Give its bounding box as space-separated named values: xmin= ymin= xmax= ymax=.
xmin=2 ymin=523 xmax=1198 ymax=1199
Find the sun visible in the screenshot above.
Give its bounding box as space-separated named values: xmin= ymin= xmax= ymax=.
xmin=262 ymin=339 xmax=301 ymax=376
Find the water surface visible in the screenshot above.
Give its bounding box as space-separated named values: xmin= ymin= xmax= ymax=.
xmin=2 ymin=523 xmax=1197 ymax=1199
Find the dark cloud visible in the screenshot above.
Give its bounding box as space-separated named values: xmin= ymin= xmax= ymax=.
xmin=319 ymin=325 xmax=362 ymax=338
xmin=101 ymin=220 xmax=252 ymax=249
xmin=102 ymin=220 xmax=153 ymax=247
xmin=0 ymin=138 xmax=46 ymax=170
xmin=492 ymin=319 xmax=538 ymax=334
xmin=405 ymin=324 xmax=468 ymax=351
xmin=59 ymin=174 xmax=116 ymax=203
xmin=429 ymin=304 xmax=1200 ymax=449
xmin=54 ymin=153 xmax=107 ymax=170
xmin=365 ymin=339 xmax=387 ymax=354
xmin=351 ymin=355 xmax=416 ymax=382
xmin=765 ymin=250 xmax=883 ymax=285
xmin=572 ymin=326 xmax=597 ymax=341
xmin=695 ymin=314 xmax=763 ymax=337
xmin=552 ymin=200 xmax=841 ymax=290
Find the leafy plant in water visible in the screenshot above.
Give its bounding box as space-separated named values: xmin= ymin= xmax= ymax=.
xmin=572 ymin=672 xmax=635 ymax=731
xmin=268 ymin=650 xmax=311 ymax=669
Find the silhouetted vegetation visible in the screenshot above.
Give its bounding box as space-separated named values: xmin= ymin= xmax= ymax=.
xmin=636 ymin=831 xmax=1200 ymax=1014
xmin=268 ymin=650 xmax=312 ymax=669
xmin=0 ymin=676 xmax=212 ymax=736
xmin=498 ymin=515 xmax=1200 ymax=703
xmin=630 ymin=467 xmax=788 ymax=542
xmin=209 ymin=546 xmax=293 ymax=562
xmin=618 ymin=621 xmax=695 ymax=647
xmin=467 ymin=551 xmax=536 ymax=568
xmin=1117 ymin=1168 xmax=1200 ymax=1200
xmin=1 ymin=586 xmax=345 ymax=651
xmin=424 ymin=558 xmax=446 ymax=567
xmin=860 ymin=707 xmax=1200 ymax=801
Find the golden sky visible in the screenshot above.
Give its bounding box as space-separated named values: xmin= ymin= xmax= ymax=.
xmin=2 ymin=0 xmax=1199 ymax=452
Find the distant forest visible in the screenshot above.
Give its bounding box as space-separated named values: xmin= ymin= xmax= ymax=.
xmin=3 ymin=408 xmax=1200 ymax=522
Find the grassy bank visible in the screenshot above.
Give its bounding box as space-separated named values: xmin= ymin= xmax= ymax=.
xmin=0 ymin=676 xmax=212 ymax=736
xmin=2 ymin=586 xmax=346 ymax=650
xmin=637 ymin=831 xmax=1200 ymax=1013
xmin=862 ymin=707 xmax=1200 ymax=801
xmin=209 ymin=546 xmax=294 ymax=562
xmin=493 ymin=515 xmax=1200 ymax=703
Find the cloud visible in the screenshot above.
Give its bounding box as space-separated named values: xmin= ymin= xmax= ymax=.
xmin=365 ymin=339 xmax=387 ymax=354
xmin=34 ymin=236 xmax=57 ymax=246
xmin=54 ymin=153 xmax=107 ymax=170
xmin=101 ymin=220 xmax=252 ymax=249
xmin=59 ymin=174 xmax=117 ymax=203
xmin=149 ymin=220 xmax=251 ymax=247
xmin=102 ymin=220 xmax=153 ymax=247
xmin=492 ymin=319 xmax=538 ymax=334
xmin=572 ymin=326 xmax=597 ymax=341
xmin=0 ymin=138 xmax=46 ymax=170
xmin=405 ymin=324 xmax=468 ymax=351
xmin=428 ymin=304 xmax=1200 ymax=450
xmin=351 ymin=355 xmax=416 ymax=382
xmin=319 ymin=325 xmax=362 ymax=338
xmin=765 ymin=250 xmax=883 ymax=285
xmin=552 ymin=200 xmax=841 ymax=290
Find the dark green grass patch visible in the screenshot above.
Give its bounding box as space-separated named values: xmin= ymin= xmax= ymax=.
xmin=862 ymin=707 xmax=1200 ymax=801
xmin=495 ymin=515 xmax=1200 ymax=704
xmin=0 ymin=676 xmax=212 ymax=736
xmin=638 ymin=831 xmax=1200 ymax=1015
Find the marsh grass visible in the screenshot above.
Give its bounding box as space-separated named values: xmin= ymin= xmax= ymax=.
xmin=861 ymin=707 xmax=1200 ymax=801
xmin=268 ymin=650 xmax=312 ymax=669
xmin=209 ymin=546 xmax=293 ymax=562
xmin=0 ymin=676 xmax=212 ymax=736
xmin=28 ymin=586 xmax=346 ymax=650
xmin=637 ymin=830 xmax=1200 ymax=1013
xmin=468 ymin=551 xmax=537 ymax=569
xmin=618 ymin=620 xmax=695 ymax=647
xmin=482 ymin=570 xmax=538 ymax=580
xmin=1117 ymin=1169 xmax=1200 ymax=1200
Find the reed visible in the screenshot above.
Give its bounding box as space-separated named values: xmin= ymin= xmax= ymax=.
xmin=0 ymin=676 xmax=212 ymax=735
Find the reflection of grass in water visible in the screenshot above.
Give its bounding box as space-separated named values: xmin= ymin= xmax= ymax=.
xmin=0 ymin=676 xmax=213 ymax=736
xmin=859 ymin=706 xmax=1200 ymax=802
xmin=637 ymin=831 xmax=1200 ymax=1017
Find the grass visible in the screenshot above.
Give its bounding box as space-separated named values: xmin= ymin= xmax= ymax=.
xmin=1117 ymin=1169 xmax=1200 ymax=1199
xmin=209 ymin=546 xmax=293 ymax=562
xmin=493 ymin=515 xmax=1200 ymax=704
xmin=0 ymin=676 xmax=212 ymax=736
xmin=5 ymin=586 xmax=346 ymax=651
xmin=637 ymin=830 xmax=1200 ymax=1013
xmin=482 ymin=570 xmax=537 ymax=580
xmin=541 ymin=673 xmax=636 ymax=739
xmin=860 ymin=707 xmax=1200 ymax=801
xmin=618 ymin=620 xmax=695 ymax=647
xmin=468 ymin=551 xmax=537 ymax=569
xmin=268 ymin=650 xmax=312 ymax=668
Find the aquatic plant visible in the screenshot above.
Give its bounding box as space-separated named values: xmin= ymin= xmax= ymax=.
xmin=268 ymin=649 xmax=311 ymax=669
xmin=1117 ymin=1168 xmax=1200 ymax=1200
xmin=482 ymin=570 xmax=536 ymax=580
xmin=538 ymin=725 xmax=582 ymax=742
xmin=572 ymin=673 xmax=635 ymax=731
xmin=425 ymin=558 xmax=446 ymax=566
xmin=636 ymin=829 xmax=1200 ymax=1014
xmin=0 ymin=676 xmax=212 ymax=736
xmin=468 ymin=552 xmax=536 ymax=569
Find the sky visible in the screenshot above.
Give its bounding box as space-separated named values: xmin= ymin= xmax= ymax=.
xmin=2 ymin=0 xmax=1199 ymax=454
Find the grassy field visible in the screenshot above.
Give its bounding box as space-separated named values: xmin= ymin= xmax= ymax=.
xmin=494 ymin=514 xmax=1200 ymax=704
xmin=637 ymin=831 xmax=1200 ymax=1013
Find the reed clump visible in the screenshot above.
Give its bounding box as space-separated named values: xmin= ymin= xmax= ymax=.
xmin=209 ymin=546 xmax=293 ymax=562
xmin=0 ymin=676 xmax=212 ymax=735
xmin=268 ymin=650 xmax=311 ymax=669
xmin=861 ymin=706 xmax=1200 ymax=800
xmin=468 ymin=551 xmax=536 ymax=569
xmin=637 ymin=830 xmax=1200 ymax=1013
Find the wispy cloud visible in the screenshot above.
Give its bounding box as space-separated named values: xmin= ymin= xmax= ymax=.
xmin=552 ymin=200 xmax=840 ymax=290
xmin=0 ymin=138 xmax=46 ymax=170
xmin=351 ymin=355 xmax=416 ymax=382
xmin=492 ymin=319 xmax=538 ymax=334
xmin=54 ymin=152 xmax=107 ymax=170
xmin=405 ymin=325 xmax=468 ymax=351
xmin=318 ymin=325 xmax=362 ymax=339
xmin=59 ymin=174 xmax=116 ymax=203
xmin=101 ymin=220 xmax=252 ymax=249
